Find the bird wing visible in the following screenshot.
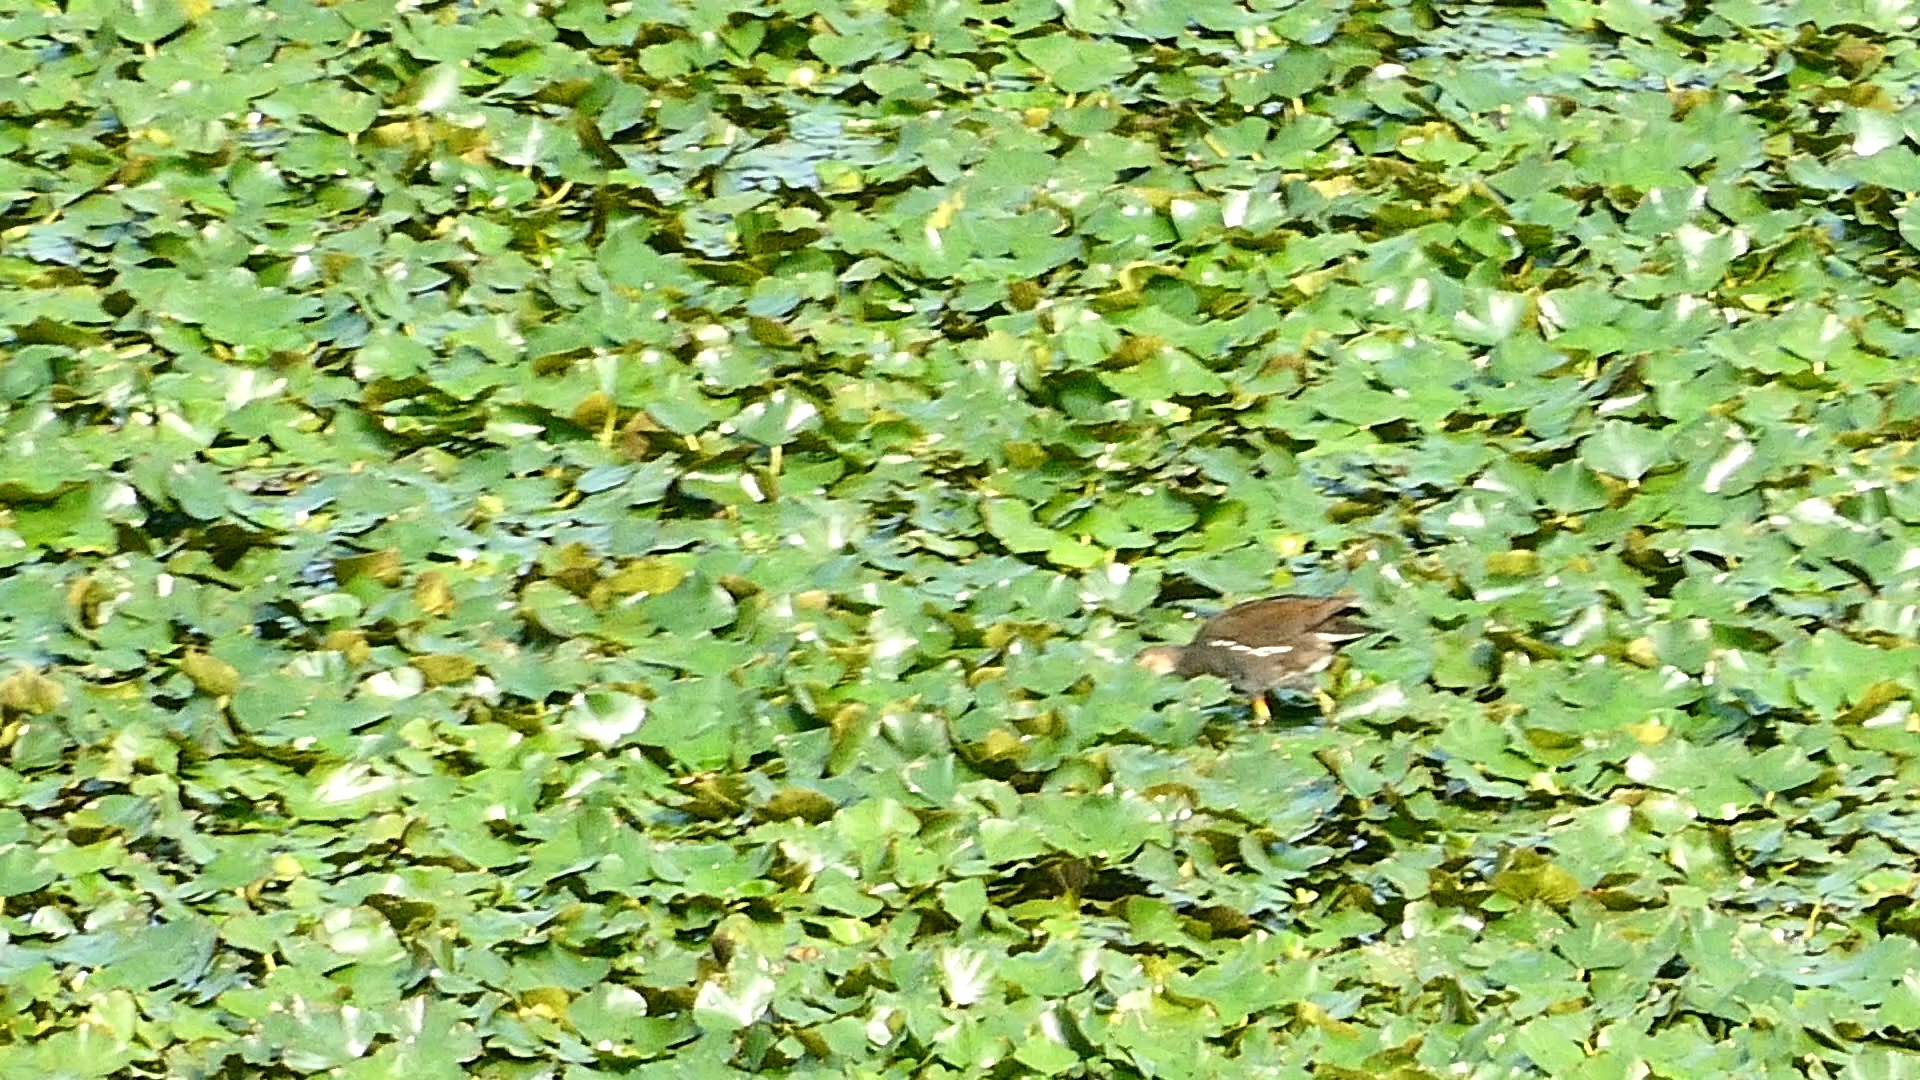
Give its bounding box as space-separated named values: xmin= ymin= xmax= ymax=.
xmin=1196 ymin=595 xmax=1364 ymax=648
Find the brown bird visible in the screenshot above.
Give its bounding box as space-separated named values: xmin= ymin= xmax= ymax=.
xmin=1137 ymin=595 xmax=1367 ymax=720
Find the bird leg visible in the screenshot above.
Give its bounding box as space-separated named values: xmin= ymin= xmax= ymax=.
xmin=1252 ymin=694 xmax=1271 ymax=724
xmin=1316 ymin=656 xmax=1351 ymax=716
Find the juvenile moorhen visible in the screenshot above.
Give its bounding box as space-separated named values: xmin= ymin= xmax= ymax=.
xmin=1137 ymin=595 xmax=1367 ymax=720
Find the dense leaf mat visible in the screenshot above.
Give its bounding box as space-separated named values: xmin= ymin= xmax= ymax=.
xmin=3 ymin=0 xmax=1920 ymax=1075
